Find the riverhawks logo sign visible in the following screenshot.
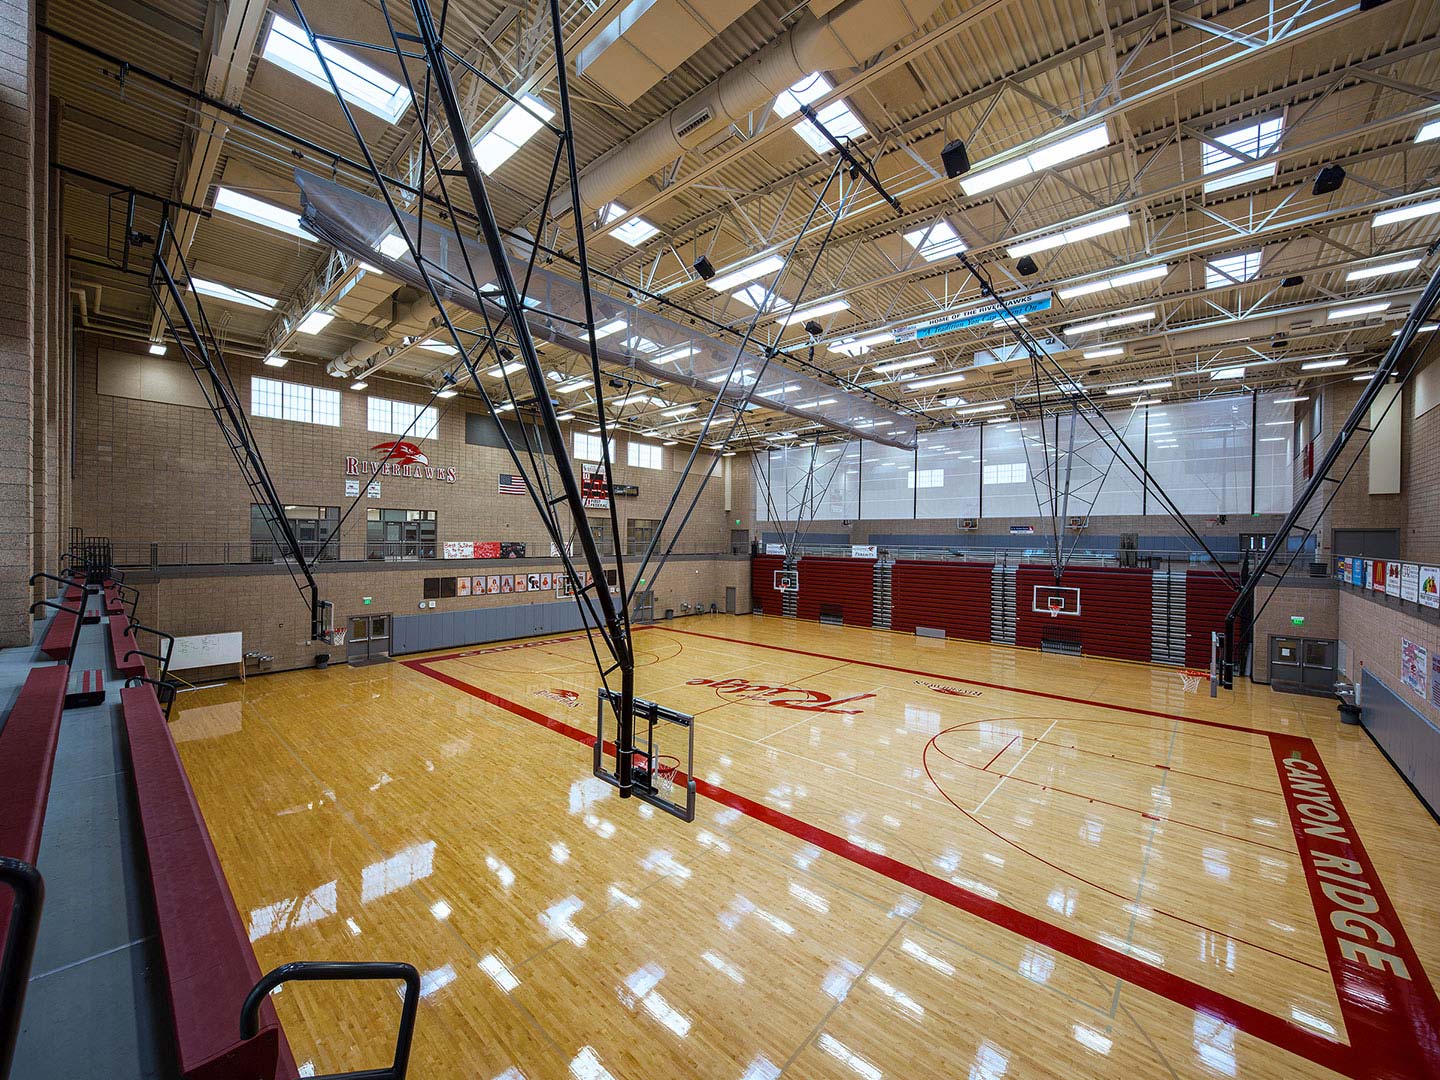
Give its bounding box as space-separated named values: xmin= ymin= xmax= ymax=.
xmin=346 ymin=441 xmax=456 ymax=483
xmin=686 ymin=677 xmax=876 ymax=715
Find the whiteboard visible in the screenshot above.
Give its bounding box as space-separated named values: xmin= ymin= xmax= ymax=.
xmin=169 ymin=632 xmax=244 ymax=671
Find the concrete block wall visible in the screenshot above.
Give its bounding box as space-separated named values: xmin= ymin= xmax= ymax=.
xmin=1340 ymin=588 xmax=1440 ymax=726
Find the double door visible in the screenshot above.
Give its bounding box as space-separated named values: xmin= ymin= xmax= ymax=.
xmin=347 ymin=613 xmax=392 ymax=664
xmin=1269 ymin=635 xmax=1337 ymax=694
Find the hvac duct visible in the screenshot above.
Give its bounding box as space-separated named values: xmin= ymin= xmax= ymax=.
xmin=327 ymin=290 xmax=439 ymax=376
xmin=554 ymin=0 xmax=944 ymax=217
xmin=1118 ymin=292 xmax=1421 ymax=354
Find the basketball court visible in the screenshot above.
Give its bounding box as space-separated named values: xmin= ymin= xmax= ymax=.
xmin=168 ymin=614 xmax=1440 ymax=1080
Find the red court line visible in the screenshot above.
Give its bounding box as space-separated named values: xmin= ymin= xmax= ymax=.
xmin=403 ymin=655 xmax=1365 ymax=1079
xmin=646 ymin=626 xmax=1277 ymax=737
xmin=980 ymin=735 xmax=1018 ymax=771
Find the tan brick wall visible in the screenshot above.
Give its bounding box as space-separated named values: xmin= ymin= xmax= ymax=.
xmin=1251 ymin=582 xmax=1339 ymax=682
xmin=1400 ymin=353 xmax=1439 ymax=563
xmin=1339 ymin=587 xmax=1440 ymax=725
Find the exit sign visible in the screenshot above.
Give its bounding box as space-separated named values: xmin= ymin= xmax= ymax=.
xmin=363 ymin=596 xmax=373 ymax=605
xmin=1290 ymin=615 xmax=1305 ymax=626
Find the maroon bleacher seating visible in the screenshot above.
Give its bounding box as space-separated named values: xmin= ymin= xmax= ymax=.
xmin=104 ymin=584 xmax=125 ymax=617
xmin=121 ymin=686 xmax=298 ymax=1080
xmin=109 ymin=613 xmax=146 ymax=679
xmin=0 ymin=665 xmax=68 ymax=939
xmin=39 ymin=600 xmax=82 ymax=662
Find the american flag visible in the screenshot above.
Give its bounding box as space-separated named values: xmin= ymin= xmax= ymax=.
xmin=498 ymin=474 xmax=528 ymax=495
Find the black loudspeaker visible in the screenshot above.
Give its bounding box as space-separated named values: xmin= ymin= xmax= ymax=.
xmin=941 ymin=139 xmax=971 ymax=179
xmin=1281 ymin=275 xmax=1305 ymax=288
xmin=1312 ymin=164 xmax=1346 ymax=195
xmin=693 ymin=255 xmax=715 ymax=280
xmin=1016 ymin=255 xmax=1039 ymax=276
xmin=803 ymin=320 xmax=823 ymax=337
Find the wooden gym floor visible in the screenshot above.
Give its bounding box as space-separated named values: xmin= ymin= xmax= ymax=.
xmin=170 ymin=614 xmax=1440 ymax=1080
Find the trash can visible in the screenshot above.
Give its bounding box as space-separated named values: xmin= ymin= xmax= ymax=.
xmin=1334 ymin=680 xmax=1360 ymax=725
xmin=315 ymin=652 xmax=331 ymax=670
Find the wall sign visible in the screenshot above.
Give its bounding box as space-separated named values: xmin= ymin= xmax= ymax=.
xmin=1431 ymin=653 xmax=1440 ymax=707
xmin=1400 ymin=638 xmax=1428 ymax=698
xmin=366 ymin=482 xmax=381 ymax=498
xmin=1421 ymin=567 xmax=1439 ymax=610
xmin=1401 ymin=564 xmax=1420 ymax=604
xmin=347 ymin=440 xmax=457 ymax=484
xmin=851 ymin=544 xmax=878 ymax=558
xmin=894 ymin=291 xmax=1053 ymax=344
xmin=1009 ymin=525 xmax=1035 ymax=534
xmin=1386 ymin=561 xmax=1402 ymax=598
xmin=345 ymin=478 xmax=361 ymax=498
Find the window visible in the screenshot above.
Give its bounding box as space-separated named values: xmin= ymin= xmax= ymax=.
xmin=1201 ymin=117 xmax=1283 ymax=193
xmin=626 ymin=441 xmax=663 ymax=470
xmin=573 ymin=432 xmax=614 ymax=462
xmin=251 ymin=504 xmax=339 ymax=562
xmin=262 ymin=14 xmax=410 ymax=123
xmin=366 ymin=508 xmax=436 ymax=560
xmin=1205 ymin=251 xmax=1261 ymax=289
xmin=626 ymin=518 xmax=660 ymax=556
xmin=908 ymin=469 xmax=944 ymax=489
xmin=251 ymin=377 xmax=340 ymax=426
xmin=903 ymin=221 xmax=967 ymax=262
xmin=368 ymin=396 xmax=440 ymax=439
xmin=601 ymin=203 xmax=659 ymax=247
xmin=472 ymin=95 xmax=553 ymax=174
xmin=213 ymin=188 xmax=313 ymax=241
xmin=983 ymin=462 xmax=1028 ymax=485
xmin=773 ymin=73 xmax=866 ymax=155
xmin=588 ymin=518 xmax=614 ymax=557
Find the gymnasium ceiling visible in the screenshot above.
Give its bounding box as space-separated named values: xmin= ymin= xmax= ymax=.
xmin=51 ymin=0 xmax=1440 ymax=449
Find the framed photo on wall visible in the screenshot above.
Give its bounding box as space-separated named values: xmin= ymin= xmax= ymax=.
xmin=456 ymin=576 xmax=471 ymax=596
xmin=514 ymin=574 xmax=528 ymax=592
xmin=527 ymin=573 xmax=542 ymax=591
xmin=474 ymin=575 xmax=488 ymax=595
xmin=488 ymin=575 xmax=501 ymax=594
xmin=540 ymin=573 xmax=553 ymax=590
xmin=500 ymin=575 xmax=513 ymax=593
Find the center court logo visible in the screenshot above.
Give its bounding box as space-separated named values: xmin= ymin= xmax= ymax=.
xmin=686 ymin=677 xmax=876 ymax=715
xmin=533 ymin=688 xmax=580 ymax=708
xmin=915 ymin=679 xmax=982 ymax=699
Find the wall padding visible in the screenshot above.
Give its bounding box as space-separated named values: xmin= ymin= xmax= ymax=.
xmin=890 ymin=561 xmax=993 ymax=641
xmin=795 ymin=556 xmax=876 ymax=627
xmin=1014 ymin=566 xmax=1154 ymax=662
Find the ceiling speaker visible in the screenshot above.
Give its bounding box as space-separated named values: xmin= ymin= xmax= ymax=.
xmin=693 ymin=255 xmax=715 ymax=280
xmin=1016 ymin=255 xmax=1039 ymax=276
xmin=941 ymin=139 xmax=971 ymax=180
xmin=1312 ymin=164 xmax=1346 ymax=196
xmin=1281 ymin=275 xmax=1305 ymax=288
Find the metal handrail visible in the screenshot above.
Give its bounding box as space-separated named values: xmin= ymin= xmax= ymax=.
xmin=0 ymin=858 xmax=44 ymax=1080
xmin=28 ymin=592 xmax=91 ymax=664
xmin=122 ymin=622 xmax=174 ymax=677
xmin=240 ymin=961 xmax=420 ymax=1080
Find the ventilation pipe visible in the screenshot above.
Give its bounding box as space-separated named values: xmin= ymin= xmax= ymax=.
xmin=327 ymin=289 xmax=439 ymax=377
xmin=550 ymin=0 xmax=945 ymax=218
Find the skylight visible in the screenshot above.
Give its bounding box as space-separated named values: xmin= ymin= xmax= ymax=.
xmin=374 ymin=232 xmax=410 ymax=260
xmin=189 ymin=277 xmax=278 ymax=310
xmin=472 ymin=95 xmax=554 ymax=174
xmin=774 ymin=72 xmax=833 ymax=118
xmin=903 ymin=221 xmax=967 ymax=262
xmin=1205 ymin=250 xmax=1261 ymax=289
xmin=601 ymin=202 xmax=659 ymax=246
xmin=416 ymin=340 xmax=458 ymax=355
xmin=961 ymin=124 xmax=1110 ymax=196
xmin=1007 ymin=213 xmax=1131 ymax=258
xmin=262 ymin=14 xmax=410 ymax=124
xmin=1201 ymin=117 xmax=1283 ymax=193
xmin=774 ymin=73 xmax=866 ymax=155
xmin=296 ymin=310 xmax=334 ymax=334
xmin=213 ymin=188 xmax=313 ymax=241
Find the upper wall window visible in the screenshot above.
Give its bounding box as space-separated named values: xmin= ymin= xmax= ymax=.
xmin=368 ymin=396 xmax=439 ymax=440
xmin=573 ymin=432 xmax=615 ymax=462
xmin=251 ymin=377 xmax=340 ymax=426
xmin=262 ymin=14 xmax=411 ymax=123
xmin=1201 ymin=117 xmax=1283 ymax=193
xmin=626 ymin=441 xmax=663 ymax=470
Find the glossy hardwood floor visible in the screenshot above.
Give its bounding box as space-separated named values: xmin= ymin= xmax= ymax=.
xmin=170 ymin=615 xmax=1440 ymax=1080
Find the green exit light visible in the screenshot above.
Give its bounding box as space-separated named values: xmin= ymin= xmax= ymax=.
xmin=1290 ymin=615 xmax=1304 ymax=626
xmin=363 ymin=596 xmax=373 ymax=605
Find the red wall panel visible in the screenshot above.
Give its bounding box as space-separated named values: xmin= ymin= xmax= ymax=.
xmin=891 ymin=561 xmax=992 ymax=641
xmin=750 ymin=555 xmax=787 ymax=616
xmin=795 ymin=556 xmax=875 ymax=627
xmin=1014 ymin=566 xmax=1154 ymax=663
xmin=1185 ymin=570 xmax=1239 ymax=668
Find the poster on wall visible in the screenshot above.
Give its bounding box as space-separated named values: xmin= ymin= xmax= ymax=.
xmin=487 ymin=575 xmax=501 ymax=594
xmin=500 ymin=575 xmax=514 ymax=593
xmin=1335 ymin=557 xmax=1350 ymax=582
xmin=456 ymin=576 xmax=471 ymax=596
xmin=473 ymin=576 xmax=488 ymax=595
xmin=500 ymin=542 xmax=526 ymax=558
xmin=366 ymin=481 xmax=382 ymax=498
xmin=549 ymin=541 xmax=573 ymax=557
xmin=1431 ymin=653 xmax=1440 ymax=708
xmin=765 ymin=543 xmax=786 ymax=555
xmin=475 ymin=541 xmax=502 ymax=559
xmin=1386 ymin=561 xmax=1402 ymax=598
xmin=443 ymin=541 xmax=475 ymax=559
xmin=1400 ymin=638 xmax=1428 ymax=698
xmin=527 ymin=573 xmax=542 ymax=591
xmin=1367 ymin=560 xmax=1378 ymax=591
xmin=1421 ymin=567 xmax=1440 ymax=610
xmin=345 ymin=478 xmax=361 ymax=498
xmin=1352 ymin=559 xmax=1364 ymax=587
xmin=1401 ymin=563 xmax=1420 ymax=604
xmin=555 ymin=573 xmax=572 ymax=598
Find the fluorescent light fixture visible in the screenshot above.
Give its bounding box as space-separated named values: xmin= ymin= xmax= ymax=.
xmin=721 ymin=451 xmax=737 ymax=457
xmin=1301 ymin=358 xmax=1347 ymax=370
xmin=555 ymin=378 xmax=590 ymax=394
xmin=148 ymin=343 xmax=167 ymax=356
xmin=873 ymin=356 xmax=934 ymax=375
xmin=296 ymin=310 xmax=334 ymax=335
xmin=1346 ymin=258 xmax=1421 ymax=282
xmin=1373 ymin=198 xmax=1440 ymax=228
xmin=1064 ymin=309 xmax=1156 ymax=335
xmin=601 ymin=203 xmax=659 ymax=247
xmin=1259 ymin=437 xmax=1288 ymax=442
xmin=654 ymin=346 xmax=697 ymax=364
xmin=776 ymin=299 xmax=849 ymax=325
xmin=1059 ymin=263 xmax=1167 ymax=300
xmin=262 ymin=14 xmax=410 ymax=123
xmin=1210 ymin=366 xmax=1246 ymax=380
xmin=1274 ymin=396 xmax=1308 ymax=403
xmin=1106 ymin=380 xmax=1171 ymax=396
xmin=189 ymin=277 xmax=278 ymax=310
xmin=1327 ymin=302 xmax=1388 ymax=321
xmin=1083 ymin=347 xmax=1124 ymax=359
xmin=828 ymin=331 xmax=891 ymax=356
xmin=731 ymin=284 xmax=786 ymax=311
xmin=961 ymin=123 xmax=1109 ymax=196
xmin=707 ymin=255 xmax=785 ymax=293
xmin=213 ymin=187 xmax=312 ymax=241
xmin=263 ymin=354 xmax=288 ymax=367
xmin=662 ymin=440 xmax=677 ymax=446
xmin=416 ymin=340 xmax=458 ymax=355
xmin=435 ymin=388 xmax=457 ymax=399
xmin=756 ymin=383 xmax=801 ymax=397
xmin=350 ymin=380 xmax=368 ymax=390
xmin=1201 ymin=117 xmax=1283 ymax=193
xmin=622 ymin=335 xmax=659 ymax=354
xmin=554 ymin=412 xmax=574 ymax=420
xmin=1417 ymin=119 xmax=1440 ymax=144
xmin=903 ymin=221 xmax=966 ymax=262
xmin=954 ymin=402 xmax=1006 ymax=416
xmin=908 ymin=372 xmax=967 ymax=390
xmin=486 ymin=361 xmax=525 ymax=378
xmin=1205 ymin=251 xmax=1261 ymax=289
xmin=472 ymin=94 xmax=553 ymax=174
xmin=1351 ymin=373 xmax=1376 ymax=381
xmin=660 ymin=405 xmax=697 ymax=418
xmin=1008 ymin=213 xmax=1130 ymax=258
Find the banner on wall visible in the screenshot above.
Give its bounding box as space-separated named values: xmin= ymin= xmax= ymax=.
xmin=765 ymin=543 xmax=786 ymax=555
xmin=442 ymin=541 xmax=527 ymax=559
xmin=1421 ymin=567 xmax=1439 ymax=609
xmin=851 ymin=545 xmax=878 ymax=558
xmin=1401 ymin=563 xmax=1420 ymax=604
xmin=1335 ymin=557 xmax=1350 ymax=582
xmin=443 ymin=541 xmax=475 ymax=559
xmin=1352 ymin=559 xmax=1364 ymax=587
xmin=1401 ymin=638 xmax=1428 ymax=698
xmin=1386 ymin=561 xmax=1402 ymax=598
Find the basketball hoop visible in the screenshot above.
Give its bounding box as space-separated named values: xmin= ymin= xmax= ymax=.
xmin=631 ymin=751 xmax=682 ymax=798
xmin=321 ymin=627 xmax=347 ymax=647
xmin=1181 ymin=669 xmax=1203 ymax=693
xmin=1047 ymin=597 xmax=1064 ymax=618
